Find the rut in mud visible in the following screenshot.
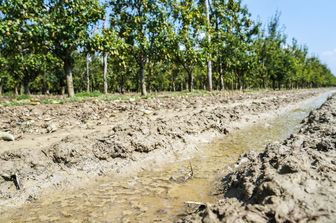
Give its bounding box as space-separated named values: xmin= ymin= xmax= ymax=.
xmin=179 ymin=94 xmax=336 ymax=223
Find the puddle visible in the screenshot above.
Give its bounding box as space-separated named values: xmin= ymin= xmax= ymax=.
xmin=1 ymin=92 xmax=333 ymax=223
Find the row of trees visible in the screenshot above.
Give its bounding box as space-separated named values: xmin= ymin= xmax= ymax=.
xmin=0 ymin=0 xmax=335 ymax=97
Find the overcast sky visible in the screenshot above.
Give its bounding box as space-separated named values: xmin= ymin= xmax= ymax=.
xmin=243 ymin=0 xmax=336 ymax=75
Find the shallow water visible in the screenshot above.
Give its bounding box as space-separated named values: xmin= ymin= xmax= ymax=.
xmin=1 ymin=92 xmax=333 ymax=223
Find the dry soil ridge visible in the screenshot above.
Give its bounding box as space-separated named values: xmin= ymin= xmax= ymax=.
xmin=0 ymin=89 xmax=330 ymax=212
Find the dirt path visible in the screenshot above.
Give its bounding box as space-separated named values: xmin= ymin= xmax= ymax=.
xmin=179 ymin=94 xmax=336 ymax=223
xmin=0 ymin=89 xmax=333 ymax=212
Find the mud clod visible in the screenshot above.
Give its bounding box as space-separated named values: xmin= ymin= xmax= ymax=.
xmin=0 ymin=132 xmax=15 ymax=141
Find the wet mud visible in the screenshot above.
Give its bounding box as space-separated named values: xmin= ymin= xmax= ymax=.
xmin=179 ymin=94 xmax=336 ymax=223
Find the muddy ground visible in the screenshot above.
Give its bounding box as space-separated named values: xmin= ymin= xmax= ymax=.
xmin=179 ymin=94 xmax=336 ymax=223
xmin=0 ymin=89 xmax=330 ymax=213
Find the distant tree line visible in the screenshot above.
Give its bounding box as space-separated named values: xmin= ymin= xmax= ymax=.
xmin=0 ymin=0 xmax=335 ymax=97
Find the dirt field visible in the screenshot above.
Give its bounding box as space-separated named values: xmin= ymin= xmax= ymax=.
xmin=178 ymin=94 xmax=336 ymax=222
xmin=0 ymin=89 xmax=332 ymax=213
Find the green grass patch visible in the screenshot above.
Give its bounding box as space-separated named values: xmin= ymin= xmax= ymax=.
xmin=1 ymin=100 xmax=30 ymax=107
xmin=2 ymin=92 xmax=15 ymax=97
xmin=16 ymin=94 xmax=31 ymax=100
xmin=75 ymin=91 xmax=102 ymax=98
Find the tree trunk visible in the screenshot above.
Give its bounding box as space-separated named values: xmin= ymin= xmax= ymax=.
xmin=188 ymin=70 xmax=194 ymax=92
xmin=148 ymin=65 xmax=152 ymax=93
xmin=219 ymin=63 xmax=224 ymax=90
xmin=0 ymin=82 xmax=2 ymax=96
xmin=61 ymin=87 xmax=66 ymax=95
xmin=20 ymin=84 xmax=24 ymax=95
xmin=205 ymin=0 xmax=212 ymax=91
xmin=148 ymin=79 xmax=151 ymax=93
xmin=272 ymin=79 xmax=276 ymax=90
xmin=207 ymin=60 xmax=213 ymax=91
xmin=103 ymin=53 xmax=108 ymax=94
xmin=64 ymin=57 xmax=75 ymax=97
xmin=140 ymin=58 xmax=147 ymax=96
xmin=262 ymin=76 xmax=266 ymax=89
xmin=23 ymin=79 xmax=30 ymax=95
xmin=120 ymin=75 xmax=125 ymax=94
xmin=59 ymin=76 xmax=66 ymax=95
xmin=171 ymin=69 xmax=176 ymax=92
xmin=86 ymin=53 xmax=90 ymax=93
xmin=42 ymin=71 xmax=48 ymax=94
xmin=14 ymin=85 xmax=19 ymax=96
xmin=237 ymin=73 xmax=243 ymax=91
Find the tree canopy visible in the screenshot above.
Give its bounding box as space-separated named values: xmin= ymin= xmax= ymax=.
xmin=0 ymin=0 xmax=335 ymax=96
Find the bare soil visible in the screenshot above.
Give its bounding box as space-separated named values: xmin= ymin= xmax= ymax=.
xmin=0 ymin=89 xmax=331 ymax=213
xmin=178 ymin=94 xmax=336 ymax=223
